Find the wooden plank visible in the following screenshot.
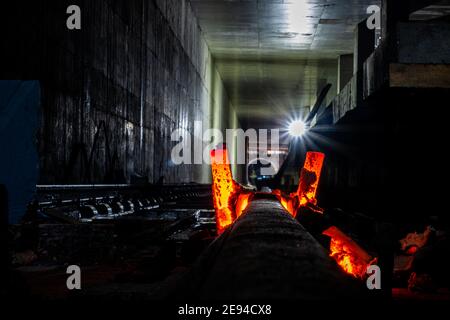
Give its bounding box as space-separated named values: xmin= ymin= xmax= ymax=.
xmin=390 ymin=64 xmax=450 ymax=88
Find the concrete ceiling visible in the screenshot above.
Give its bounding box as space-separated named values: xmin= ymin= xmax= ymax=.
xmin=189 ymin=0 xmax=381 ymax=127
xmin=410 ymin=0 xmax=450 ymax=20
xmin=216 ymin=58 xmax=337 ymax=125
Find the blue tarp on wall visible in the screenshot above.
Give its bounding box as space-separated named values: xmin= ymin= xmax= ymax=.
xmin=0 ymin=80 xmax=40 ymax=224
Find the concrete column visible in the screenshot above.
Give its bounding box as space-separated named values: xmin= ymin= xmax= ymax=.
xmin=353 ymin=20 xmax=375 ymax=107
xmin=354 ymin=19 xmax=375 ymax=74
xmin=380 ymin=0 xmax=436 ymax=40
xmin=381 ymin=0 xmax=407 ymax=40
xmin=337 ymin=54 xmax=354 ymax=93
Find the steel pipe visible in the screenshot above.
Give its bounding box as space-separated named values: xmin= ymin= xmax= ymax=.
xmin=172 ymin=197 xmax=367 ymax=300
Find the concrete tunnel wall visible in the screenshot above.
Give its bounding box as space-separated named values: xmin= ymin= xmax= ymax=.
xmin=2 ymin=0 xmax=239 ymax=185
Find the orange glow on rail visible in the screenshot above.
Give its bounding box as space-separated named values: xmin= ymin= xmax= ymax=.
xmin=272 ymin=190 xmax=294 ymax=216
xmin=297 ymin=152 xmax=325 ymax=207
xmin=236 ymin=193 xmax=252 ymax=218
xmin=210 ymin=147 xmax=239 ymax=234
xmin=323 ymin=226 xmax=376 ymax=279
xmin=280 ymin=196 xmax=295 ymax=216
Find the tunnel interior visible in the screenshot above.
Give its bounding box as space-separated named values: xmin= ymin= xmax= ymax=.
xmin=1 ymin=0 xmax=450 ymax=308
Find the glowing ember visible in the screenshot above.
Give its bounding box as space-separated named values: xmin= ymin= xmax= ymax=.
xmin=405 ymin=246 xmax=418 ymax=255
xmin=323 ymin=226 xmax=376 ymax=279
xmin=297 ymin=152 xmax=325 ymax=207
xmin=210 ymin=147 xmax=240 ymax=234
xmin=329 ymin=238 xmax=368 ymax=278
xmin=400 ymin=226 xmax=432 ymax=252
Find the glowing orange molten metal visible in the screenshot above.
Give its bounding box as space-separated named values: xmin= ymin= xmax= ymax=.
xmin=323 ymin=226 xmax=377 ymax=279
xmin=210 ymin=147 xmax=326 ymax=234
xmin=236 ymin=193 xmax=252 ymax=218
xmin=297 ymin=152 xmax=325 ymax=206
xmin=210 ymin=147 xmax=240 ymax=234
xmin=280 ymin=152 xmax=325 ymax=217
xmin=277 ymin=193 xmax=295 ymax=216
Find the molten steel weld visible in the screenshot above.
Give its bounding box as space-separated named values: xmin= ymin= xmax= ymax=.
xmin=211 ymin=148 xmax=326 ymax=234
xmin=323 ymin=226 xmax=377 ymax=279
xmin=236 ymin=193 xmax=252 ymax=217
xmin=281 ymin=152 xmax=325 ymax=217
xmin=279 ymin=195 xmax=295 ymax=216
xmin=210 ymin=147 xmax=240 ymax=234
xmin=297 ymin=152 xmax=325 ymax=207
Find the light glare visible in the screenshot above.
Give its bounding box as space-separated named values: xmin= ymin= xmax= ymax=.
xmin=288 ymin=120 xmax=306 ymax=137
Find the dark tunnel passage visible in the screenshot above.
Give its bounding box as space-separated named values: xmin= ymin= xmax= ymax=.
xmin=1 ymin=0 xmax=450 ymax=311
